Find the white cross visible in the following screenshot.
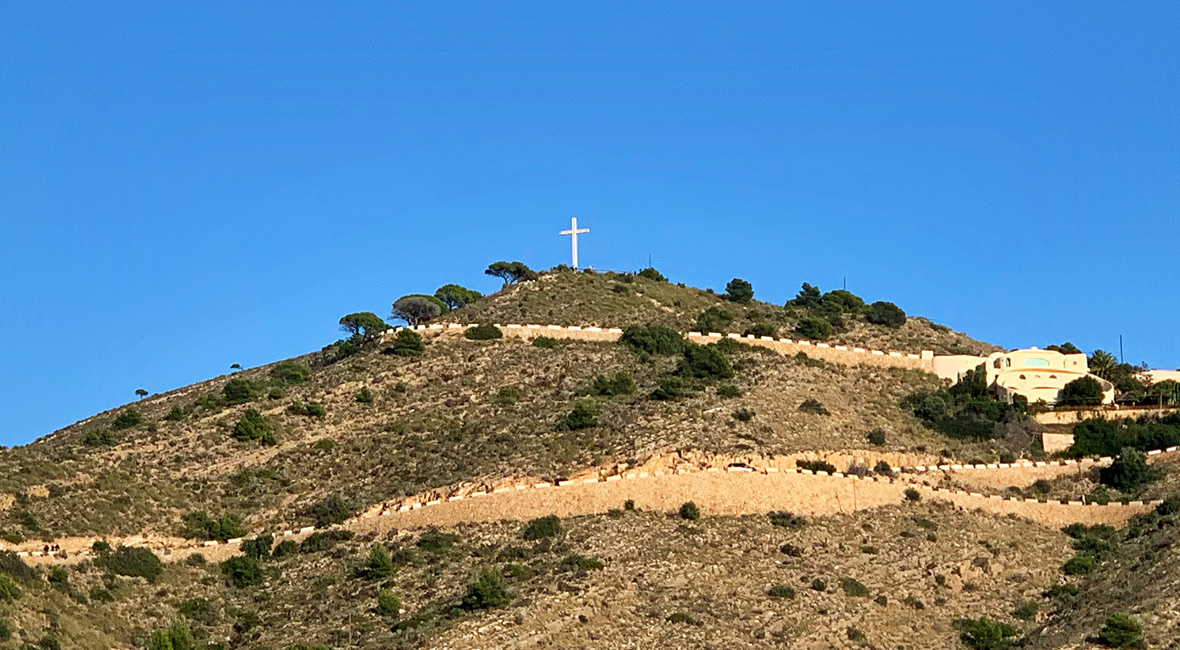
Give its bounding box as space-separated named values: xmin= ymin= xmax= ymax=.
xmin=559 ymin=216 xmax=590 ymax=269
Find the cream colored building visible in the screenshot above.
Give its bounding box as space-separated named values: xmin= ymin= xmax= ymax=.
xmin=1145 ymin=369 xmax=1180 ymax=385
xmin=933 ymin=348 xmax=1115 ymax=405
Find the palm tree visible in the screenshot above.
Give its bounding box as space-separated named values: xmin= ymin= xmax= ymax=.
xmin=1088 ymin=350 xmax=1117 ymax=379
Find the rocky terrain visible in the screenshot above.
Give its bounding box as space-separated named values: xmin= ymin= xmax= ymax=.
xmin=0 ymin=269 xmax=1172 ymax=649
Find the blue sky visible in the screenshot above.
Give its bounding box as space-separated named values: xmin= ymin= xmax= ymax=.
xmin=2 ymin=3 xmax=1178 ymax=446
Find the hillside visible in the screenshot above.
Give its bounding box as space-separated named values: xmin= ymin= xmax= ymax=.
xmin=0 ymin=269 xmax=1173 ymax=650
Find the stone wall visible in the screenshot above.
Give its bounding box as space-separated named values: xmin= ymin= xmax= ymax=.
xmin=389 ymin=323 xmax=937 ymax=372
xmin=1034 ymin=406 xmax=1180 ymax=426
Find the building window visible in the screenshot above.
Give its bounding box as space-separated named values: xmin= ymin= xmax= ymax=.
xmin=1019 ymin=375 xmax=1026 ymax=380
xmin=1026 ymin=358 xmax=1050 ymax=368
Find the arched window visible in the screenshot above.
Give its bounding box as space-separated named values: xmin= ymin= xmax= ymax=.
xmin=1019 ymin=374 xmax=1026 ymax=380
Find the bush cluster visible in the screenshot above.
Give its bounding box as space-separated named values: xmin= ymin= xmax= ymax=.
xmin=181 ymin=511 xmax=246 ymax=542
xmin=558 ymin=400 xmax=598 ymax=431
xmin=385 ymin=329 xmax=425 ymax=356
xmin=465 ymin=323 xmax=503 ymax=340
xmin=233 ymin=409 xmax=277 ymax=445
xmin=592 ymin=372 xmax=635 ymax=397
xmin=620 ymin=324 xmax=684 ymax=356
xmin=522 ymin=515 xmax=562 ymax=541
xmin=97 ymin=546 xmax=164 ymax=583
xmin=902 ymin=364 xmax=1033 ymax=441
xmin=285 ymin=401 xmax=324 ymax=418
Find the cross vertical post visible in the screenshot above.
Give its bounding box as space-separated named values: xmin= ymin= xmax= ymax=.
xmin=559 ymin=216 xmax=590 ymax=269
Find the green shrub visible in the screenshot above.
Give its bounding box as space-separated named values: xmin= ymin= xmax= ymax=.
xmin=1011 ymin=600 xmax=1038 ymax=621
xmin=840 ymin=577 xmax=871 ymax=597
xmin=386 ymin=329 xmax=425 ymax=357
xmin=847 ymin=627 xmax=867 ymax=642
xmin=798 ymin=398 xmax=829 ymax=415
xmin=355 ymin=387 xmax=374 ymax=404
xmin=223 ymin=378 xmax=259 ymax=405
xmin=148 ymin=622 xmax=194 ymax=650
xmin=299 ymin=530 xmax=353 ymax=554
xmin=241 ymin=534 xmax=273 ymax=560
xmin=904 ymin=488 xmax=921 ymax=501
xmin=464 ymin=324 xmax=503 ymax=340
xmin=221 ymin=555 xmax=263 ymax=588
xmin=865 ymin=301 xmax=906 ymax=328
xmin=666 ymin=612 xmax=701 ymax=625
xmin=679 ymin=502 xmax=700 ymax=520
xmin=272 ymin=540 xmax=298 ymax=558
xmin=592 ymin=372 xmax=635 ymax=397
xmin=745 ymin=322 xmax=778 ymax=338
xmin=496 ymin=386 xmax=522 ymax=405
xmin=732 ymin=407 xmax=754 ymax=422
xmin=112 ymin=408 xmax=142 ymax=430
xmin=312 ymin=438 xmax=336 ymax=452
xmin=725 ymin=278 xmax=753 ymax=303
xmin=679 ymin=343 xmax=734 ymax=380
xmin=866 ymin=429 xmax=887 ymax=446
xmin=98 ymin=546 xmax=163 ymax=582
xmin=637 ymin=267 xmax=667 ymax=282
xmin=651 ymin=376 xmax=687 ymax=400
xmin=164 ymin=405 xmax=187 ymax=421
xmin=522 ymin=515 xmax=562 ymax=540
xmin=1060 ymin=376 xmax=1106 ymax=407
xmin=270 ymin=360 xmax=311 ymax=385
xmin=309 ymin=494 xmax=352 ymax=527
xmin=561 ymin=554 xmax=604 ymax=571
xmin=416 ymin=531 xmax=460 ymax=553
xmin=532 ymin=336 xmax=560 ymax=349
xmin=796 ymin=459 xmax=837 ymax=473
xmin=620 ymin=324 xmax=684 ymax=356
xmin=874 ymin=461 xmax=892 ymax=475
xmin=795 ymin=316 xmax=833 ymax=341
xmin=84 ymin=429 xmax=119 ymax=446
xmin=1098 ymin=612 xmax=1144 ymax=648
xmin=376 ymin=588 xmax=401 ymax=616
xmin=232 ymin=409 xmax=276 ymax=445
xmin=779 ymin=543 xmax=803 ymax=557
xmin=1100 ymin=448 xmax=1160 ymax=492
xmin=182 ymin=511 xmax=246 ymax=542
xmin=0 ymin=617 xmax=10 ymax=642
xmin=0 ymin=575 xmax=21 ymax=602
xmin=559 ymin=400 xmax=598 ymax=431
xmin=694 ymin=307 xmax=733 ymax=333
xmin=768 ymin=511 xmax=805 ymax=529
xmin=955 ymin=617 xmax=1019 ymax=650
xmin=1062 ymin=553 xmax=1097 ymax=576
xmin=767 ymin=584 xmax=795 ymax=599
xmin=716 ymin=383 xmax=742 ymax=399
xmin=48 ymin=566 xmax=68 ymax=587
xmin=461 ymin=567 xmax=512 ymax=610
xmin=89 ymin=587 xmax=113 ymax=602
xmin=810 ymin=578 xmax=827 ymax=591
xmin=366 ymin=544 xmax=394 ymax=579
xmin=177 ymin=597 xmax=217 ymax=624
